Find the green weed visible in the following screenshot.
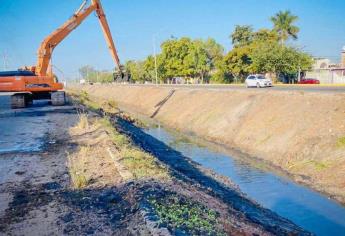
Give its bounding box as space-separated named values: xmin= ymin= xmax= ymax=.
xmin=337 ymin=137 xmax=345 ymax=148
xmin=121 ymin=148 xmax=168 ymax=179
xmin=149 ymin=195 xmax=224 ymax=235
xmin=98 ymin=117 xmax=114 ymax=130
xmin=111 ymin=133 xmax=129 ymax=146
xmin=79 ymin=90 xmax=89 ymax=103
xmin=310 ymin=160 xmax=328 ymax=171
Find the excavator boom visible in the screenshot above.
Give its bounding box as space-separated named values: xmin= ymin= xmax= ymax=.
xmin=93 ymin=0 xmax=121 ymax=69
xmin=36 ymin=0 xmax=120 ymax=76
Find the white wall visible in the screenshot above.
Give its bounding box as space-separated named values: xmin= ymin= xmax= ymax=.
xmin=306 ymin=70 xmax=345 ymax=84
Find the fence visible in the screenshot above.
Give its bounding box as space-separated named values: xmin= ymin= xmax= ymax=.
xmin=306 ymin=69 xmax=345 ymax=84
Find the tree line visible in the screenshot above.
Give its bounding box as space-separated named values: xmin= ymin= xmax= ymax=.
xmin=80 ymin=10 xmax=313 ymax=84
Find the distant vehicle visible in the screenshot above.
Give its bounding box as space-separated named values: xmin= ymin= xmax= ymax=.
xmin=245 ymin=74 xmax=273 ymax=88
xmin=298 ymin=78 xmax=320 ymax=84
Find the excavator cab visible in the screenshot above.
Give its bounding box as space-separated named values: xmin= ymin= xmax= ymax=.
xmin=0 ymin=70 xmax=65 ymax=108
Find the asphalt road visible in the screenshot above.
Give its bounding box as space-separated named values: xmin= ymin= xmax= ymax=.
xmin=114 ymin=84 xmax=345 ymax=94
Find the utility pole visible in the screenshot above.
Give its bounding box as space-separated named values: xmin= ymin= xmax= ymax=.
xmin=86 ymin=67 xmax=89 ymax=83
xmin=297 ymin=45 xmax=306 ymax=83
xmin=298 ymin=66 xmax=301 ymax=83
xmin=2 ymin=51 xmax=9 ymax=71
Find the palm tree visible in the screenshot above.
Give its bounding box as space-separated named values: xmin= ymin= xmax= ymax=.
xmin=271 ymin=10 xmax=299 ymax=45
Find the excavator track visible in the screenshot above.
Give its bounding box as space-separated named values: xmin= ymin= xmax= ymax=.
xmin=10 ymin=93 xmax=33 ymax=109
xmin=51 ymin=91 xmax=66 ymax=106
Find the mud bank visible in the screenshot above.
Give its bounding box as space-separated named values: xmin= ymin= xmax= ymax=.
xmin=71 ymin=84 xmax=345 ymax=204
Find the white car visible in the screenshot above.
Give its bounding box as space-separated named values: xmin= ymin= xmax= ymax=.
xmin=245 ymin=74 xmax=272 ymax=88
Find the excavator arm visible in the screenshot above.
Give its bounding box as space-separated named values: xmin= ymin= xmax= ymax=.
xmin=0 ymin=0 xmax=120 ymax=108
xmin=35 ymin=0 xmax=121 ymax=76
xmin=94 ymin=0 xmax=121 ymax=69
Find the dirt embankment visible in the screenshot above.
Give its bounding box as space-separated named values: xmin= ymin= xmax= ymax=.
xmin=71 ymin=84 xmax=345 ymax=204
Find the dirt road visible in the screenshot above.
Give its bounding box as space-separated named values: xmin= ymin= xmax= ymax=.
xmin=0 ymin=95 xmax=310 ymax=235
xmin=0 ymin=97 xmax=79 ymax=235
xmin=113 ymin=84 xmax=345 ymax=94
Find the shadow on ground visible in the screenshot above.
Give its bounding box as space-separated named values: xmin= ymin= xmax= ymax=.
xmin=150 ymin=90 xmax=175 ymax=118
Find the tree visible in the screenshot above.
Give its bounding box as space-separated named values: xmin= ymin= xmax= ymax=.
xmin=203 ymin=38 xmax=224 ymax=63
xmin=224 ymin=45 xmax=255 ymax=81
xmin=224 ymin=17 xmax=308 ymax=83
xmin=252 ymin=29 xmax=278 ymax=43
xmin=251 ymin=42 xmax=312 ymax=82
xmin=143 ymin=55 xmax=156 ymax=82
xmin=210 ymin=58 xmax=233 ymax=84
xmin=79 ymin=65 xmax=96 ymax=82
xmin=98 ymin=71 xmax=114 ymax=83
xmin=202 ymin=38 xmax=225 ymax=83
xmin=125 ymin=60 xmax=147 ymax=82
xmin=188 ymin=40 xmax=210 ymax=82
xmin=270 ymin=10 xmax=299 ymax=44
xmin=160 ymin=37 xmax=194 ymax=79
xmin=158 ymin=37 xmax=218 ymax=82
xmin=230 ymin=25 xmax=254 ymax=47
xmin=123 ymin=37 xmax=224 ymax=84
xmin=78 ymin=66 xmax=114 ymax=83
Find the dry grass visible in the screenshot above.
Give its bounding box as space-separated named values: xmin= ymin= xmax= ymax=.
xmin=69 ymin=89 xmax=119 ymax=114
xmin=76 ymin=113 xmax=89 ymax=130
xmin=120 ymin=147 xmax=169 ymax=179
xmin=96 ymin=117 xmax=169 ymax=180
xmin=67 ymin=146 xmax=90 ymax=189
xmin=67 ymin=108 xmax=169 ymax=189
xmin=337 ymin=136 xmax=345 ymax=148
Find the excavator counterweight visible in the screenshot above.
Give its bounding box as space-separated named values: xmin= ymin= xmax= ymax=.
xmin=0 ymin=0 xmax=121 ymax=108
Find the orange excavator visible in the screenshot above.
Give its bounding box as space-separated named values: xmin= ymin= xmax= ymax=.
xmin=0 ymin=0 xmax=121 ymax=108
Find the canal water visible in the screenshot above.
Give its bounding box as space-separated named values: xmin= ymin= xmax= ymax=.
xmin=144 ymin=124 xmax=345 ymax=236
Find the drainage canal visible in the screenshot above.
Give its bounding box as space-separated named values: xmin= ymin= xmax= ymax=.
xmin=144 ymin=124 xmax=345 ymax=236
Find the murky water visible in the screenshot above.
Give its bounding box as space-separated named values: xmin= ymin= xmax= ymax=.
xmin=144 ymin=125 xmax=345 ymax=236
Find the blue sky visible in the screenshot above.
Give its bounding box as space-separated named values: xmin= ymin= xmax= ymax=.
xmin=0 ymin=0 xmax=344 ymax=79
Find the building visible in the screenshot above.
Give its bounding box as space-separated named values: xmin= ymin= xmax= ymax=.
xmin=306 ymin=47 xmax=345 ymax=84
